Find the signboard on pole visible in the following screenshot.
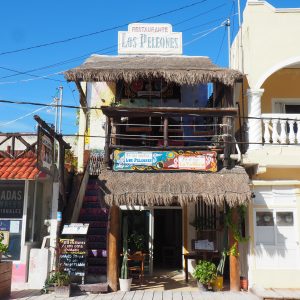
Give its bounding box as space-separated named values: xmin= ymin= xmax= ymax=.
xmin=113 ymin=150 xmax=217 ymax=172
xmin=37 ymin=126 xmax=54 ymax=175
xmin=118 ymin=23 xmax=182 ymax=55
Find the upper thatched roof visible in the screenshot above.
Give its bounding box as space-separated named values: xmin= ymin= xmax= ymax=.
xmin=99 ymin=166 xmax=251 ymax=207
xmin=64 ymin=55 xmax=243 ymax=86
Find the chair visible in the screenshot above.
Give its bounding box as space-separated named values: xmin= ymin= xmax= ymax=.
xmin=128 ymin=252 xmax=145 ymax=284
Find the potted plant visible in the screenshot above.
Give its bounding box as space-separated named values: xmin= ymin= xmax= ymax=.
xmin=193 ymin=260 xmax=217 ymax=291
xmin=0 ymin=232 xmax=9 ymax=262
xmin=213 ymin=249 xmax=227 ymax=291
xmin=119 ymin=216 xmax=132 ymax=291
xmin=47 ymin=271 xmax=71 ymax=297
xmin=128 ymin=231 xmax=145 ymax=253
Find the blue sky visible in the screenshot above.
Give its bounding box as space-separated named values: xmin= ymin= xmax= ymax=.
xmin=0 ymin=0 xmax=298 ymax=134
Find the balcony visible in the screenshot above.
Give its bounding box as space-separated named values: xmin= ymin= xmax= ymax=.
xmin=101 ymin=106 xmax=238 ymax=170
xmin=243 ymin=113 xmax=300 ymax=169
xmin=262 ymin=114 xmax=300 ymax=145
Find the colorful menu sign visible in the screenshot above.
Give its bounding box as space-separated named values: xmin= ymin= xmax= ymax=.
xmin=118 ymin=23 xmax=182 ymax=55
xmin=0 ymin=181 xmax=24 ymax=218
xmin=113 ymin=150 xmax=217 ymax=172
xmin=59 ymin=238 xmax=87 ymax=277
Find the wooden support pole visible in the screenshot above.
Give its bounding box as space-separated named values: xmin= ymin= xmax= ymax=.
xmin=104 ymin=116 xmax=112 ymax=168
xmin=229 ymin=207 xmax=240 ymax=291
xmin=107 ymin=205 xmax=120 ymax=292
xmin=163 ymin=117 xmax=168 ymax=148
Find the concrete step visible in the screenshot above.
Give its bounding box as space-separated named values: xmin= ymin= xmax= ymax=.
xmin=88 ymin=257 xmax=107 ymax=266
xmin=83 ymin=195 xmax=98 ymax=202
xmin=77 ymin=282 xmax=108 ymax=293
xmin=86 ymin=235 xmax=106 ymax=243
xmin=87 ymin=241 xmax=107 ymax=249
xmin=80 ymin=208 xmax=109 ymax=216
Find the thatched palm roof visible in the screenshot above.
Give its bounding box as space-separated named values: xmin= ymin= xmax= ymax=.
xmin=64 ymin=55 xmax=242 ymax=86
xmin=99 ymin=167 xmax=251 ymax=207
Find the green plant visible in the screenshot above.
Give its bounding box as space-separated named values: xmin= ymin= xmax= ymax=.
xmin=225 ymin=206 xmax=249 ymax=257
xmin=47 ymin=271 xmax=70 ymax=287
xmin=0 ymin=232 xmax=8 ymax=253
xmin=193 ymin=260 xmax=217 ymax=285
xmin=120 ymin=216 xmax=129 ymax=279
xmin=217 ymin=249 xmax=227 ymax=276
xmin=128 ymin=231 xmax=145 ymax=252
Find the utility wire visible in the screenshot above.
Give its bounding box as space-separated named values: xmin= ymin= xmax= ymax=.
xmin=1 ymin=98 xmax=300 ymax=122
xmin=0 ymin=0 xmax=209 ymax=57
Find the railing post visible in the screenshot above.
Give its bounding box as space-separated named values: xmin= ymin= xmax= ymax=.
xmin=163 ymin=117 xmax=168 ymax=148
xmin=288 ymin=120 xmax=296 ymax=144
xmin=104 ymin=116 xmax=112 ymax=169
xmin=279 ymin=119 xmax=287 ymax=144
xmin=271 ymin=118 xmax=279 ymax=144
xmin=263 ymin=119 xmax=271 ymax=144
xmin=297 ymin=120 xmax=300 ymax=144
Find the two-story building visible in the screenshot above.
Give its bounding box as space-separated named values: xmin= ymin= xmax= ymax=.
xmin=65 ymin=23 xmax=252 ymax=291
xmin=231 ymin=0 xmax=300 ymax=289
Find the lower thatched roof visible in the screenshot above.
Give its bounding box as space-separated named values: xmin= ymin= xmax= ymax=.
xmin=64 ymin=55 xmax=243 ymax=86
xmin=99 ymin=167 xmax=251 ymax=207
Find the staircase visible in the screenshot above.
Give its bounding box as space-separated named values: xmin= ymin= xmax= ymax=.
xmin=78 ymin=176 xmax=109 ymax=285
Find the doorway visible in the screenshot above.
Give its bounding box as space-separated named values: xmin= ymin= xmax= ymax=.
xmin=153 ymin=209 xmax=182 ymax=270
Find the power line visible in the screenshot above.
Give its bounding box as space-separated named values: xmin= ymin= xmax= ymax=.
xmin=0 ymin=0 xmax=209 ymax=57
xmin=1 ymin=98 xmax=300 ymax=123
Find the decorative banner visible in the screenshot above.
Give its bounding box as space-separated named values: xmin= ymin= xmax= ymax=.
xmin=118 ymin=23 xmax=182 ymax=55
xmin=0 ymin=181 xmax=25 ymax=218
xmin=113 ymin=150 xmax=217 ymax=172
xmin=37 ymin=126 xmax=54 ymax=175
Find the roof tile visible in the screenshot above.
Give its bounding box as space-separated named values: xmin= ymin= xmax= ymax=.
xmin=0 ymin=158 xmax=41 ymax=180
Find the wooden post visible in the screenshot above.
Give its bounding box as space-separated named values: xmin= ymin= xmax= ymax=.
xmin=163 ymin=117 xmax=168 ymax=148
xmin=229 ymin=207 xmax=240 ymax=291
xmin=104 ymin=116 xmax=112 ymax=169
xmin=107 ymin=205 xmax=120 ymax=292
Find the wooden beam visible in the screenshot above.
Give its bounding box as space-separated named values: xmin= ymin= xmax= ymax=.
xmin=107 ymin=205 xmax=120 ymax=292
xmin=104 ymin=116 xmax=112 ymax=168
xmin=75 ymin=81 xmax=87 ymax=113
xmin=34 ymin=115 xmax=71 ymax=149
xmin=229 ymin=207 xmax=240 ymax=291
xmin=101 ymin=106 xmax=238 ymax=118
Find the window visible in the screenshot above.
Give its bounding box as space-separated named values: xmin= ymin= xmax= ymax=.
xmin=255 ymin=209 xmax=296 ymax=247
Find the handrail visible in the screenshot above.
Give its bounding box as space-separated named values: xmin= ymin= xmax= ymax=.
xmin=71 ymin=160 xmax=90 ymax=223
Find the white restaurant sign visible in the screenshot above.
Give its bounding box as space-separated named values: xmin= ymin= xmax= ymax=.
xmin=118 ymin=23 xmax=182 ymax=55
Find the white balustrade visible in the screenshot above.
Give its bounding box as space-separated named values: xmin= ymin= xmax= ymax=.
xmin=261 ymin=114 xmax=300 ymax=145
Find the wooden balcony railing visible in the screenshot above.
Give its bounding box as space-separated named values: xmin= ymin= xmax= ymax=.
xmin=101 ymin=106 xmax=238 ymax=168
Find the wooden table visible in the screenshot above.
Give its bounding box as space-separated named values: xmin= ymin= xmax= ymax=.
xmin=184 ymin=250 xmax=219 ymax=282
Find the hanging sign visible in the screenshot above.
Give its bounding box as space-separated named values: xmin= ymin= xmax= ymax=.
xmin=118 ymin=23 xmax=182 ymax=55
xmin=37 ymin=126 xmax=54 ymax=175
xmin=0 ymin=181 xmax=24 ymax=218
xmin=113 ymin=150 xmax=217 ymax=172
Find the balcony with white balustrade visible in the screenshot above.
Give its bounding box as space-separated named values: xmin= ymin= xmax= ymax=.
xmin=242 ymin=113 xmax=300 ymax=170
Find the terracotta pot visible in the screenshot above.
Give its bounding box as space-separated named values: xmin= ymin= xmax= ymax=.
xmin=240 ymin=276 xmax=248 ymax=291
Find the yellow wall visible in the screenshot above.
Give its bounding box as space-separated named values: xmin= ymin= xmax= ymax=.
xmin=253 ymin=167 xmax=300 ymax=181
xmin=261 ymin=68 xmax=300 ymax=113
